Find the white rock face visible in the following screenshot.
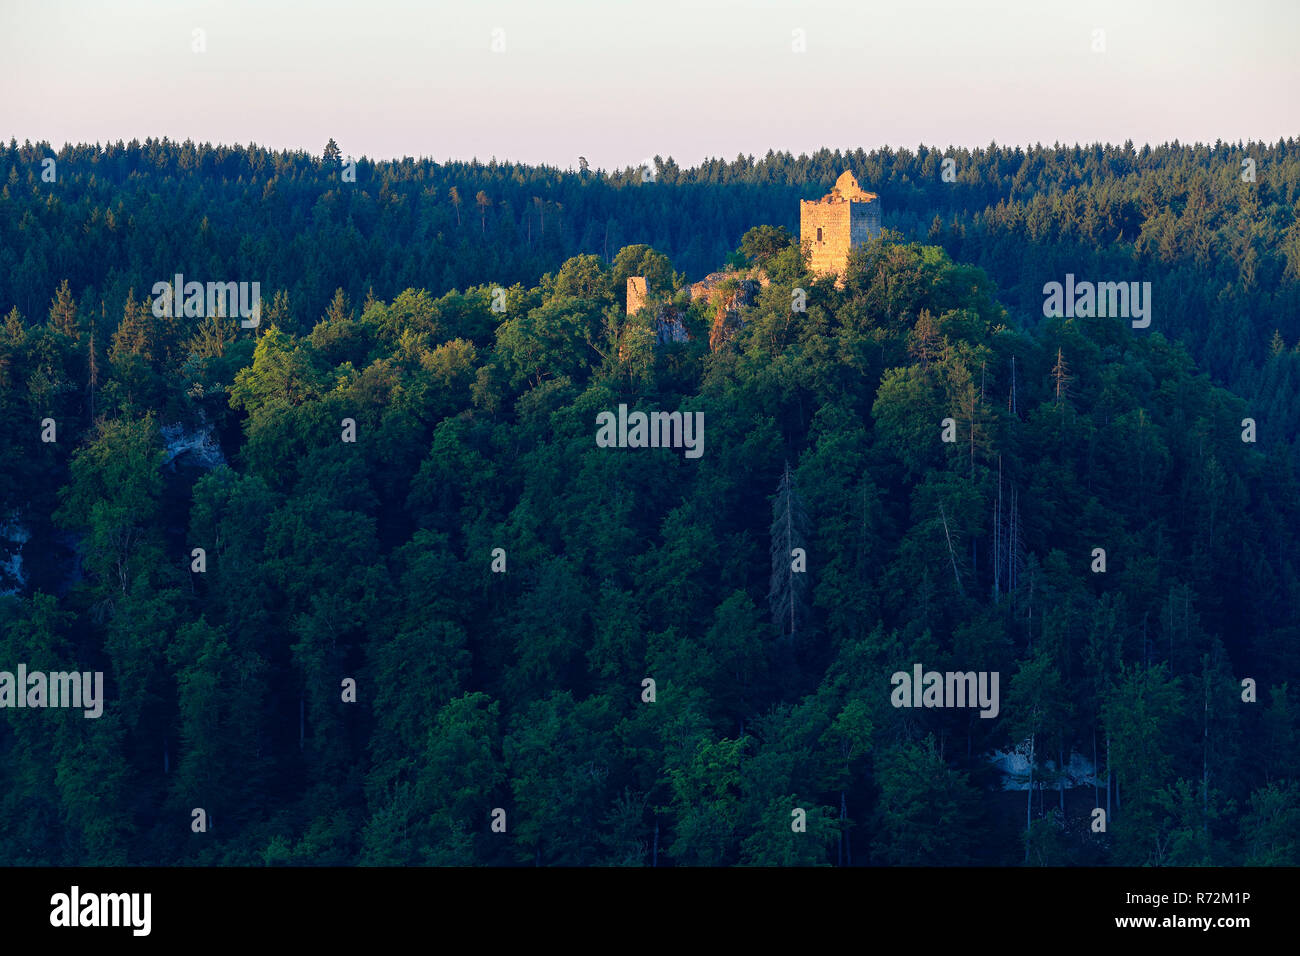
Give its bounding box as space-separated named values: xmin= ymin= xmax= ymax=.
xmin=0 ymin=511 xmax=30 ymax=595
xmin=988 ymin=741 xmax=1102 ymax=791
xmin=161 ymin=420 xmax=226 ymax=470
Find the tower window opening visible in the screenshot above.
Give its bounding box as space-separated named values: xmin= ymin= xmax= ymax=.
xmin=816 ymin=227 xmax=822 ymax=242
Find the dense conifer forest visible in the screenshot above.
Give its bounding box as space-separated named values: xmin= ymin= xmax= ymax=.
xmin=1 ymin=138 xmax=1298 ymax=865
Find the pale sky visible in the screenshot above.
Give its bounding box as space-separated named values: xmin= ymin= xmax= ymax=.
xmin=1 ymin=0 xmax=1295 ymax=170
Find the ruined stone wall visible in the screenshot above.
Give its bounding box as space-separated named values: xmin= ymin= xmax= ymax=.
xmin=850 ymin=200 xmax=881 ymax=248
xmin=622 ymin=276 xmax=689 ymax=353
xmin=626 ymin=276 xmax=648 ymax=315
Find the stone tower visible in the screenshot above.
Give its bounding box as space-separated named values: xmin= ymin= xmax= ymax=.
xmin=800 ymin=171 xmax=881 ymax=275
xmin=626 ymin=276 xmax=648 ymax=315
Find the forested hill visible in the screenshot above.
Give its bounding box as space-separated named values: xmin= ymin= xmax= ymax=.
xmin=1 ymin=213 xmax=1298 ymax=864
xmin=3 ymin=137 xmax=1300 ymax=446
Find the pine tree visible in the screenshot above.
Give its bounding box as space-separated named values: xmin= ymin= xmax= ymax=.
xmin=1051 ymin=347 xmax=1072 ymax=404
xmin=907 ymin=309 xmax=942 ymax=372
xmin=49 ymin=279 xmax=79 ymax=340
xmin=449 ymin=186 xmax=462 ymax=226
xmin=322 ymin=138 xmax=342 ymax=167
xmin=87 ymin=308 xmax=101 ymax=421
xmin=768 ymin=461 xmax=811 ymax=643
xmin=324 ymin=287 xmax=351 ymax=325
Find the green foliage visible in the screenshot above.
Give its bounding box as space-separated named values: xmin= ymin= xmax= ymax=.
xmin=2 ymin=141 xmax=1298 ymax=865
xmin=738 ymin=225 xmax=796 ymax=268
xmin=873 ymin=737 xmax=981 ymax=865
xmin=53 ymin=415 xmax=167 ymax=596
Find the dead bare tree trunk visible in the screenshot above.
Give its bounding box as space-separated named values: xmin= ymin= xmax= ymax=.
xmin=1203 ymin=662 xmax=1210 ymax=835
xmin=1092 ymin=729 xmax=1099 ymax=808
xmin=838 ymin=791 xmax=846 ymax=867
xmin=1025 ymin=732 xmax=1035 ymax=863
xmin=939 ymin=501 xmax=964 ymax=595
xmin=1059 ymin=743 xmax=1065 ymax=813
xmin=993 ymin=457 xmax=1003 ymax=598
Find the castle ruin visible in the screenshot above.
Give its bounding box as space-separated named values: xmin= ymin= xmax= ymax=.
xmin=626 ymin=275 xmax=688 ymax=346
xmin=800 ymin=171 xmax=881 ymax=275
xmin=626 ymin=276 xmax=648 ymax=315
xmin=619 ymin=174 xmax=879 ymax=353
